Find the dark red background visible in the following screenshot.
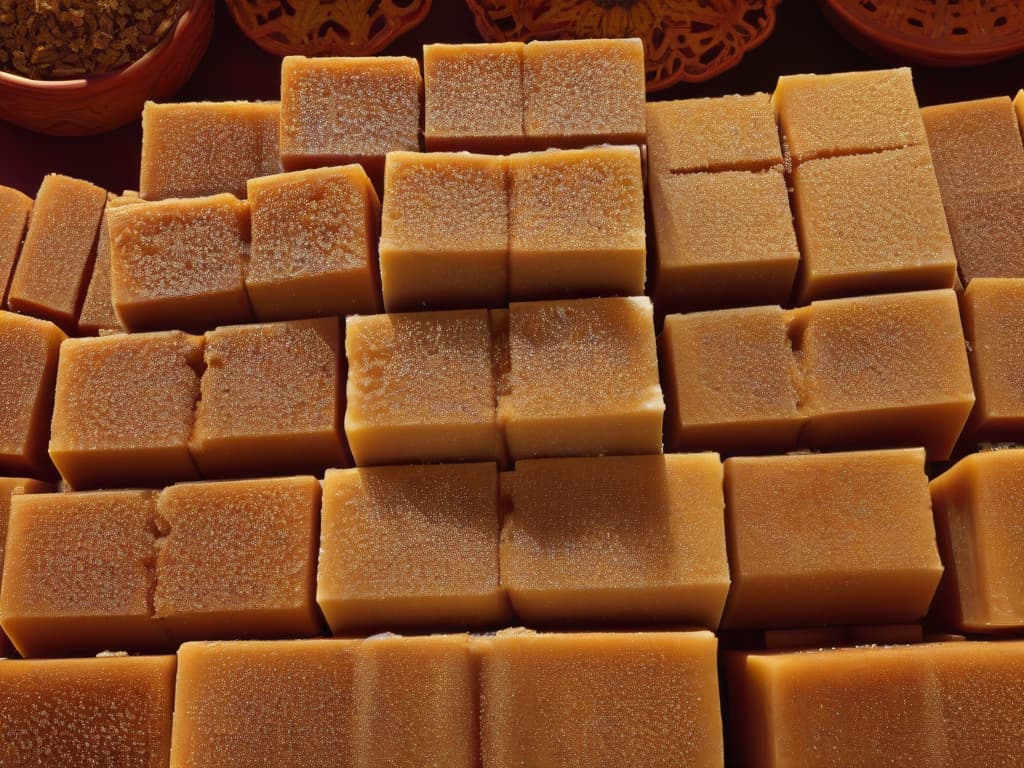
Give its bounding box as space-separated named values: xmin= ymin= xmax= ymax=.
xmin=3 ymin=0 xmax=1023 ymax=196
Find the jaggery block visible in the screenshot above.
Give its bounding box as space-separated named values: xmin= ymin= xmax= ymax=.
xmin=930 ymin=450 xmax=1024 ymax=632
xmin=423 ymin=42 xmax=525 ymax=152
xmin=48 ymin=331 xmax=204 ymax=490
xmin=791 ymin=145 xmax=957 ymax=303
xmin=344 ymin=310 xmax=501 ymax=465
xmin=722 ymin=448 xmax=942 ymax=629
xmin=353 ymin=635 xmax=477 ymax=768
xmin=190 ymin=318 xmax=346 ymax=478
xmin=79 ymin=195 xmax=145 ymax=335
xmin=380 ymin=151 xmax=509 ymax=311
xmin=154 ymin=476 xmax=321 ymax=642
xmin=501 ymin=297 xmax=663 ymax=459
xmin=660 ymin=306 xmax=804 ymax=454
xmin=478 ymin=630 xmax=723 ymax=768
xmin=246 ymin=165 xmax=381 ymax=321
xmin=0 ymin=310 xmax=65 ymax=477
xmin=501 ymin=454 xmax=729 ymax=627
xmin=961 ymin=279 xmax=1024 ymax=438
xmin=798 ymin=289 xmax=975 ymax=459
xmin=0 ymin=477 xmax=52 ymax=653
xmin=943 ymin=183 xmax=1024 ymax=282
xmin=522 ymin=38 xmax=645 ymax=147
xmin=646 ymin=93 xmax=782 ymax=174
xmin=649 ymin=169 xmax=799 ymax=311
xmin=0 ymin=185 xmax=31 ymax=306
xmin=1016 ymin=89 xmax=1024 ymax=129
xmin=139 ymin=100 xmax=281 ymax=200
xmin=108 ymin=193 xmax=253 ymax=333
xmin=508 ymin=146 xmax=645 ymax=299
xmin=318 ymin=463 xmax=506 ymax=632
xmin=728 ymin=641 xmax=1024 ymax=767
xmin=279 ymin=56 xmax=422 ymax=178
xmin=0 ymin=656 xmax=175 ymax=768
xmin=7 ymin=173 xmax=107 ymax=329
xmin=0 ymin=490 xmax=168 ymax=657
xmin=773 ymin=68 xmax=927 ymax=165
xmin=171 ymin=639 xmax=359 ymax=768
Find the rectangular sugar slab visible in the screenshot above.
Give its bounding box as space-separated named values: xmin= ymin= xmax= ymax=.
xmin=722 ymin=448 xmax=942 ymax=629
xmin=0 ymin=185 xmax=32 ymax=307
xmin=0 ymin=477 xmax=53 ymax=654
xmin=139 ymin=100 xmax=281 ymax=200
xmin=500 ymin=454 xmax=729 ymax=627
xmin=7 ymin=173 xmax=107 ymax=330
xmin=943 ymin=183 xmax=1024 ymax=282
xmin=79 ymin=194 xmax=145 ymax=335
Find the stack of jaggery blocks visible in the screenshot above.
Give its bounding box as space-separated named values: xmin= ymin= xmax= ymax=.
xmin=2 ymin=37 xmax=1024 ymax=767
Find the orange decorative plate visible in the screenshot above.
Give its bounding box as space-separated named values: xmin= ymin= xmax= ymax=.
xmin=466 ymin=0 xmax=782 ymax=90
xmin=821 ymin=0 xmax=1024 ymax=66
xmin=226 ymin=0 xmax=432 ymax=58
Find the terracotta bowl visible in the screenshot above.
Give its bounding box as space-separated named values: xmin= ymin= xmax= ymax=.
xmin=0 ymin=0 xmax=215 ymax=137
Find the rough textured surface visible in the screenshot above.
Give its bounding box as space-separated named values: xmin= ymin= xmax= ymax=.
xmin=8 ymin=173 xmax=107 ymax=330
xmin=478 ymin=630 xmax=723 ymax=768
xmin=190 ymin=317 xmax=346 ymax=478
xmin=139 ymin=101 xmax=281 ymax=200
xmin=792 ymin=145 xmax=957 ymax=303
xmin=247 ymin=165 xmax=381 ymax=320
xmin=0 ymin=184 xmax=31 ymax=306
xmin=0 ymin=656 xmax=175 ymax=768
xmin=107 ymin=193 xmax=253 ymax=333
xmin=650 ymin=169 xmax=799 ymax=311
xmin=723 ymin=448 xmax=942 ymax=629
xmin=773 ymin=68 xmax=927 ymax=164
xmin=424 ymin=42 xmax=525 ymax=152
xmin=508 ymin=146 xmax=645 ymax=299
xmin=344 ymin=310 xmax=500 ymax=465
xmin=501 ymin=454 xmax=729 ymax=627
xmin=943 ymin=183 xmax=1024 ymax=282
xmin=501 ymin=297 xmax=663 ymax=459
xmin=0 ymin=476 xmax=52 ymax=653
xmin=646 ymin=93 xmax=782 ymax=174
xmin=380 ymin=151 xmax=509 ymax=311
xmin=79 ymin=194 xmax=145 ymax=335
xmin=49 ymin=330 xmax=204 ymax=490
xmin=318 ymin=463 xmax=506 ymax=632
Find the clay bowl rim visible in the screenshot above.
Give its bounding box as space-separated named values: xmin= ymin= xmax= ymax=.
xmin=0 ymin=0 xmax=207 ymax=93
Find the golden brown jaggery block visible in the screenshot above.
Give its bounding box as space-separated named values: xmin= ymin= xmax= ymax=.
xmin=423 ymin=42 xmax=525 ymax=152
xmin=0 ymin=185 xmax=31 ymax=306
xmin=0 ymin=311 xmax=65 ymax=477
xmin=930 ymin=450 xmax=1024 ymax=632
xmin=501 ymin=454 xmax=729 ymax=627
xmin=649 ymin=169 xmax=799 ymax=312
xmin=943 ymin=183 xmax=1024 ymax=282
xmin=660 ymin=306 xmax=805 ymax=454
xmin=0 ymin=490 xmax=169 ymax=657
xmin=478 ymin=630 xmax=723 ymax=768
xmin=508 ymin=146 xmax=645 ymax=299
xmin=48 ymin=331 xmax=204 ymax=490
xmin=354 ymin=635 xmax=477 ymax=768
xmin=79 ymin=195 xmax=145 ymax=335
xmin=522 ymin=38 xmax=645 ymax=148
xmin=154 ymin=477 xmax=320 ymax=642
xmin=318 ymin=463 xmax=506 ymax=632
xmin=380 ymin=151 xmax=508 ymax=311
xmin=1016 ymin=90 xmax=1024 ymax=128
xmin=246 ymin=165 xmax=381 ymax=321
xmin=773 ymin=68 xmax=927 ymax=165
xmin=722 ymin=449 xmax=942 ymax=630
xmin=344 ymin=310 xmax=501 ymax=465
xmin=171 ymin=639 xmax=360 ymax=768
xmin=108 ymin=193 xmax=253 ymax=333
xmin=279 ymin=56 xmax=422 ymax=178
xmin=0 ymin=655 xmax=175 ymax=768
xmin=7 ymin=173 xmax=106 ymax=330
xmin=501 ymin=297 xmax=663 ymax=459
xmin=798 ymin=290 xmax=975 ymax=459
xmin=646 ymin=93 xmax=782 ymax=174
xmin=139 ymin=100 xmax=281 ymax=200
xmin=961 ymin=279 xmax=1024 ymax=438
xmin=791 ymin=145 xmax=957 ymax=303
xmin=190 ymin=318 xmax=346 ymax=478
xmin=727 ymin=641 xmax=1024 ymax=768
xmin=0 ymin=477 xmax=52 ymax=654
